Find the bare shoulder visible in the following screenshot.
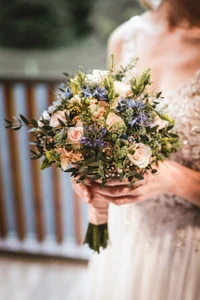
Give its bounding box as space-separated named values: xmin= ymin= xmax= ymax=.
xmin=107 ymin=12 xmax=150 ymax=67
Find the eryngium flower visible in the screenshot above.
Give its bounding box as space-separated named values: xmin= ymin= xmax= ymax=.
xmin=82 ymin=86 xmax=108 ymax=101
xmin=80 ymin=125 xmax=107 ymax=149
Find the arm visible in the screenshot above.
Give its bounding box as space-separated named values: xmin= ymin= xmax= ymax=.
xmin=107 ymin=22 xmax=127 ymax=70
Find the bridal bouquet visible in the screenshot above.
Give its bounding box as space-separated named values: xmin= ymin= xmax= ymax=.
xmin=5 ymin=57 xmax=181 ymax=253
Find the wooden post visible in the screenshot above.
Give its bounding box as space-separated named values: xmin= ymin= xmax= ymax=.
xmin=0 ymin=155 xmax=7 ymax=238
xmin=25 ymin=84 xmax=45 ymax=242
xmin=48 ymin=85 xmax=64 ymax=243
xmin=3 ymin=84 xmax=26 ymax=240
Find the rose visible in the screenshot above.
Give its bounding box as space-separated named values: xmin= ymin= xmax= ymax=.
xmin=106 ymin=112 xmax=125 ymax=128
xmin=114 ymin=81 xmax=132 ymax=97
xmin=153 ymin=115 xmax=168 ymax=130
xmin=67 ymin=126 xmax=83 ymax=145
xmin=90 ymin=102 xmax=106 ymax=119
xmin=49 ymin=110 xmax=67 ymax=128
xmin=128 ymin=143 xmax=152 ymax=168
xmin=38 ymin=110 xmax=51 ymax=127
xmin=69 ymin=95 xmax=82 ymax=105
xmin=59 ymin=149 xmax=82 ymax=171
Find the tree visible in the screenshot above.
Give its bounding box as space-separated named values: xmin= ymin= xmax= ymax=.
xmin=0 ymin=0 xmax=95 ymax=49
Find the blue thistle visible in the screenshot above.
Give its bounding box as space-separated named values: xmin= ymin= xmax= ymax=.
xmin=80 ymin=125 xmax=107 ymax=149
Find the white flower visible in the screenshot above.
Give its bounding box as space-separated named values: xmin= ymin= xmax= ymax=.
xmin=48 ymin=99 xmax=62 ymax=114
xmin=38 ymin=110 xmax=50 ymax=127
xmin=69 ymin=95 xmax=82 ymax=105
xmin=128 ymin=143 xmax=152 ymax=168
xmin=49 ymin=110 xmax=67 ymax=128
xmin=86 ymin=69 xmax=108 ymax=84
xmin=113 ymin=81 xmax=132 ymax=97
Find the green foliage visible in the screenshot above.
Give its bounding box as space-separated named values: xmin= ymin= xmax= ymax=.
xmin=0 ymin=0 xmax=96 ymax=49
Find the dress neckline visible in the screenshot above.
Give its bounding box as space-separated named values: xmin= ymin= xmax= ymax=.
xmin=162 ymin=69 xmax=200 ymax=98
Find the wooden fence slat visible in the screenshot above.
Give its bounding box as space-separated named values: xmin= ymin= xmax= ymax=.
xmin=25 ymin=84 xmax=45 ymax=242
xmin=4 ymin=84 xmax=26 ymax=240
xmin=73 ymin=193 xmax=82 ymax=245
xmin=0 ymin=156 xmax=7 ymax=238
xmin=48 ymin=85 xmax=64 ymax=243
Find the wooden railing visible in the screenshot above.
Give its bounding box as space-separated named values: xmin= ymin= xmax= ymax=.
xmin=0 ymin=78 xmax=88 ymax=258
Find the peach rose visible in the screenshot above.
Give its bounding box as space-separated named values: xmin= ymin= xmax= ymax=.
xmin=50 ymin=110 xmax=67 ymax=128
xmin=128 ymin=143 xmax=152 ymax=168
xmin=114 ymin=81 xmax=132 ymax=97
xmin=67 ymin=127 xmax=83 ymax=145
xmin=106 ymin=112 xmax=125 ymax=128
xmin=60 ymin=149 xmax=82 ymax=171
xmin=90 ymin=103 xmax=106 ymax=119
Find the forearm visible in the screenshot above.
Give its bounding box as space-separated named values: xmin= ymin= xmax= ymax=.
xmin=174 ymin=164 xmax=200 ymax=207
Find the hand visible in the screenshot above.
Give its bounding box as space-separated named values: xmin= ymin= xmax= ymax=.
xmin=71 ymin=177 xmax=92 ymax=203
xmin=91 ymin=161 xmax=181 ymax=205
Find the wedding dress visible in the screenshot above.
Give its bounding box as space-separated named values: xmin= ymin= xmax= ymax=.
xmin=85 ymin=16 xmax=200 ymax=300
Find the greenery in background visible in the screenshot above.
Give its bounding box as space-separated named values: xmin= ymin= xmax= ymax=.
xmin=0 ymin=0 xmax=95 ymax=49
xmin=0 ymin=0 xmax=143 ymax=49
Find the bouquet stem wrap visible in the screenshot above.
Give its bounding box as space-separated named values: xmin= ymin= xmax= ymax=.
xmin=84 ymin=199 xmax=109 ymax=253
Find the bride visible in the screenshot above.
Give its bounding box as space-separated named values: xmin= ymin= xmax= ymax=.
xmin=73 ymin=0 xmax=200 ymax=299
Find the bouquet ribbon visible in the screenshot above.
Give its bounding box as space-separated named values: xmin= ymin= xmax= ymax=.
xmin=88 ymin=198 xmax=109 ymax=225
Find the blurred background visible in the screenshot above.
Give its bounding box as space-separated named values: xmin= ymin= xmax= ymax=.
xmin=0 ymin=0 xmax=144 ymax=299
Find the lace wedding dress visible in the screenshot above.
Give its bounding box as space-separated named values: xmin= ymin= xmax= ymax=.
xmin=85 ymin=16 xmax=200 ymax=300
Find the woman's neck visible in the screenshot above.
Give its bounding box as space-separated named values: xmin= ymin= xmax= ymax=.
xmin=154 ymin=0 xmax=200 ymax=29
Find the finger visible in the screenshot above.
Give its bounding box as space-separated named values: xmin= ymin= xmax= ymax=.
xmin=91 ymin=182 xmax=143 ymax=198
xmin=100 ymin=195 xmax=144 ymax=205
xmin=104 ymin=178 xmax=145 ymax=187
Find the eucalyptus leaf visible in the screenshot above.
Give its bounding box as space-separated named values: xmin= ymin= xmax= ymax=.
xmin=20 ymin=114 xmax=30 ymax=125
xmin=4 ymin=119 xmax=12 ymax=124
xmin=58 ymin=118 xmax=66 ymax=127
xmin=5 ymin=124 xmax=13 ymax=129
xmin=12 ymin=126 xmax=21 ymax=130
xmin=31 ymin=119 xmax=38 ymax=128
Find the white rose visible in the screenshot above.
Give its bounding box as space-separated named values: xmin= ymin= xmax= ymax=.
xmin=67 ymin=127 xmax=83 ymax=145
xmin=38 ymin=110 xmax=50 ymax=127
xmin=49 ymin=110 xmax=67 ymax=128
xmin=128 ymin=143 xmax=152 ymax=168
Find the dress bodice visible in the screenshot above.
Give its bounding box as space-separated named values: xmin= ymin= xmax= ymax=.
xmin=117 ymin=15 xmax=200 ymax=238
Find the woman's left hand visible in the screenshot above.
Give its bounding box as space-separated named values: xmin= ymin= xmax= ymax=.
xmin=91 ymin=160 xmax=183 ymax=205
